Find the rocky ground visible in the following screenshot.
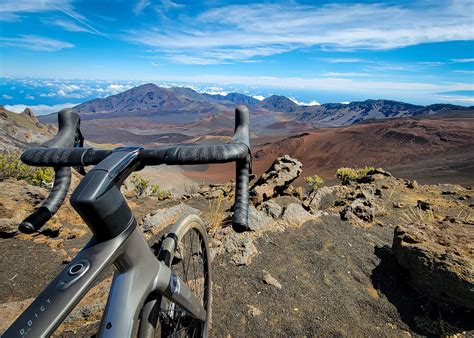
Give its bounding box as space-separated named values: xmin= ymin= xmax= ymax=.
xmin=0 ymin=156 xmax=473 ymax=337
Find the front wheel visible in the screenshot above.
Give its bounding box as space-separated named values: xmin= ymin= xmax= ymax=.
xmin=139 ymin=215 xmax=212 ymax=338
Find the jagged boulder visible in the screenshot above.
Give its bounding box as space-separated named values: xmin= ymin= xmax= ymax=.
xmin=392 ymin=222 xmax=474 ymax=309
xmin=340 ymin=200 xmax=374 ymax=224
xmin=208 ymin=226 xmax=259 ymax=266
xmin=281 ymin=184 xmax=305 ymax=200
xmin=280 ymin=203 xmax=315 ymax=226
xmin=21 ymin=108 xmax=38 ymax=123
xmin=339 ymin=187 xmax=377 ymax=226
xmin=260 ymin=200 xmax=283 ymax=219
xmin=305 ymin=185 xmax=352 ymax=210
xmin=250 ymin=155 xmax=302 ymax=205
xmin=247 ymin=205 xmax=275 ymax=231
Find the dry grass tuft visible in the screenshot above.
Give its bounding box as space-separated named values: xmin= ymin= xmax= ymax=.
xmin=206 ymin=191 xmax=228 ymax=229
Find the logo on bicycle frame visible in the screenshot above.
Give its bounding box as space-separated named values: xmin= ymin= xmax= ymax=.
xmin=19 ymin=298 xmax=52 ymax=336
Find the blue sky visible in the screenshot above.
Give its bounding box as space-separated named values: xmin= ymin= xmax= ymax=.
xmin=1 ymin=0 xmax=473 ymax=113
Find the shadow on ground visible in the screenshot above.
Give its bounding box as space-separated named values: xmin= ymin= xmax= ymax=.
xmin=371 ymin=245 xmax=474 ymax=336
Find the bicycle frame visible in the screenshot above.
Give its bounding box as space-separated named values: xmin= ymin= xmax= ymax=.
xmin=5 ymin=220 xmax=206 ymax=337
xmin=4 ymin=148 xmax=207 ymax=338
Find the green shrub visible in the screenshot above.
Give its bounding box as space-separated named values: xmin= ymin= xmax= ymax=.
xmin=305 ymin=175 xmax=324 ymax=192
xmin=150 ymin=185 xmax=172 ymax=200
xmin=0 ymin=151 xmax=53 ymax=187
xmin=129 ymin=174 xmax=172 ymax=200
xmin=130 ymin=174 xmax=149 ymax=196
xmin=336 ymin=166 xmax=375 ymax=185
xmin=305 ymin=174 xmax=325 ymax=205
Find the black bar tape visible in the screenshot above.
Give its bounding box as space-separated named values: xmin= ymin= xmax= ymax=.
xmin=19 ymin=207 xmax=52 ymax=234
xmin=21 ymin=148 xmax=111 ymax=167
xmin=42 ymin=167 xmax=71 ymax=213
xmin=19 ymin=109 xmax=80 ymax=233
xmin=138 ymin=143 xmax=248 ymax=165
xmin=232 ymin=154 xmax=251 ymax=232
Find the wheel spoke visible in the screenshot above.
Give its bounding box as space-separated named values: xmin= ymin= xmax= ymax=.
xmin=151 ymin=225 xmax=209 ymax=337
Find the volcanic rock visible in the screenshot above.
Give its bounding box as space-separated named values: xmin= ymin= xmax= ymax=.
xmin=21 ymin=108 xmax=38 ymax=123
xmin=392 ymin=222 xmax=474 ymax=309
xmin=250 ymin=155 xmax=302 ymax=205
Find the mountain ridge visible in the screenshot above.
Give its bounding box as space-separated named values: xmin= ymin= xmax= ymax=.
xmin=36 ymin=83 xmax=473 ymax=127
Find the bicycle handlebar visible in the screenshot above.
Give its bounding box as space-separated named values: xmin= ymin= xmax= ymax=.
xmin=19 ymin=109 xmax=81 ymax=233
xmin=20 ymin=106 xmax=252 ymax=233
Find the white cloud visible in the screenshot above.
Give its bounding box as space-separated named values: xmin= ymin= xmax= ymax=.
xmin=0 ymin=35 xmax=74 ymax=51
xmin=437 ymin=96 xmax=474 ymax=103
xmin=36 ymin=82 xmax=135 ymax=99
xmin=0 ymin=1 xmax=104 ymax=36
xmin=127 ymin=1 xmax=474 ymax=64
xmin=53 ymin=6 xmax=106 ymax=37
xmin=134 ymin=0 xmax=184 ymax=15
xmin=0 ymin=0 xmax=74 ymax=22
xmin=323 ymin=72 xmax=371 ymax=77
xmin=252 ymin=95 xmax=265 ymax=101
xmin=4 ymin=103 xmax=76 ymax=115
xmin=363 ymin=63 xmax=415 ymax=72
xmin=134 ymin=0 xmax=151 ymax=15
xmin=418 ymin=61 xmax=445 ymax=66
xmin=452 ymin=58 xmax=474 ymax=63
xmin=55 ymin=84 xmax=80 ymax=92
xmin=47 ymin=18 xmax=97 ymax=35
xmin=319 ymin=58 xmax=368 ymax=63
xmin=155 ymin=0 xmax=184 ymax=11
xmin=152 ymin=73 xmax=474 ymax=93
xmin=105 ymin=84 xmax=133 ymax=94
xmin=40 ymin=84 xmax=85 ymax=98
xmin=25 ymin=94 xmax=34 ymax=99
xmin=200 ymin=86 xmax=228 ymax=96
xmin=165 ymin=54 xmax=227 ymax=65
xmin=454 ymin=70 xmax=474 ymax=74
xmin=2 ymin=94 xmax=13 ymax=100
xmin=289 ymin=97 xmax=321 ymax=106
xmin=340 ymin=101 xmax=351 ymax=104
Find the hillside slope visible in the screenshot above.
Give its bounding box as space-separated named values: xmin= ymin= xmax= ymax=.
xmin=188 ymin=116 xmax=474 ymax=186
xmin=0 ymin=105 xmax=55 ymax=151
xmin=254 ymin=117 xmax=473 ymax=170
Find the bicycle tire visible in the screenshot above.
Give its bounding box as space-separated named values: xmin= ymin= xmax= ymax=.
xmin=139 ymin=215 xmax=212 ymax=338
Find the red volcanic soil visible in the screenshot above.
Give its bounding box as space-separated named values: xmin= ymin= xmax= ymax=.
xmin=183 ymin=117 xmax=474 ymax=185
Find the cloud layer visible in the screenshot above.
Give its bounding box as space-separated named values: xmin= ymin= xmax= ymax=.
xmin=4 ymin=102 xmax=76 ymax=115
xmin=128 ymin=1 xmax=474 ymax=64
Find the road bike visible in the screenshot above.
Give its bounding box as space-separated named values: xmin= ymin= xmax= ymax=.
xmin=3 ymin=106 xmax=251 ymax=337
